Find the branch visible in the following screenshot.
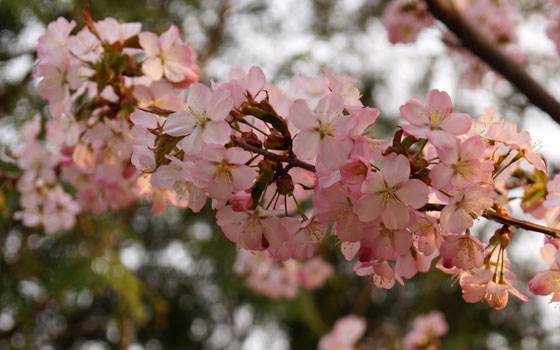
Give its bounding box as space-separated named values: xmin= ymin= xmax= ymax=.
xmin=420 ymin=203 xmax=560 ymax=239
xmin=232 ymin=138 xmax=316 ymax=172
xmin=425 ymin=0 xmax=560 ymax=125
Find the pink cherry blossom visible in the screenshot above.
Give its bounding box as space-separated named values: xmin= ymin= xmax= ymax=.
xmin=353 ymin=260 xmax=404 ymax=289
xmin=192 ymin=146 xmax=255 ymax=200
xmin=216 ymin=206 xmax=289 ymax=250
xmin=354 ymin=153 xmax=429 ymax=230
xmin=528 ymin=242 xmax=560 ymax=302
xmin=290 ymin=93 xmax=352 ymax=169
xmin=461 ymin=265 xmax=528 ymax=310
xmin=282 ymin=216 xmax=328 ymax=260
xmin=439 ymin=185 xmax=496 ymax=234
xmin=399 ymin=89 xmax=472 ymax=149
xmin=439 ymin=233 xmax=485 ymax=270
xmin=163 ymin=83 xmax=233 ymax=155
xmin=67 ymin=27 xmax=102 ymax=62
xmin=36 ymin=17 xmax=76 ymax=58
xmin=139 ymin=25 xmax=200 ymax=86
xmin=313 ymin=184 xmax=367 ymax=243
xmin=430 ymin=136 xmax=494 ymax=190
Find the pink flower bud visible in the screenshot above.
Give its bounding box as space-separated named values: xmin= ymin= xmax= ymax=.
xmin=231 ymin=191 xmax=252 ymax=212
xmin=339 ymin=155 xmax=368 ymax=185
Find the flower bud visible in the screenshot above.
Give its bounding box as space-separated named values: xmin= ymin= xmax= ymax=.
xmin=231 ymin=191 xmax=252 ymax=212
xmin=242 ymin=131 xmax=262 ymax=148
xmin=276 ymin=174 xmax=294 ymax=195
xmin=264 ymin=130 xmax=288 ymax=150
xmin=340 ymin=155 xmax=368 ymax=185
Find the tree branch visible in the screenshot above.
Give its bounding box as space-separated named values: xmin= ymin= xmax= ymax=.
xmin=420 ymin=203 xmax=560 ymax=239
xmin=232 ymin=138 xmax=316 ymax=172
xmin=425 ymin=0 xmax=560 ymax=125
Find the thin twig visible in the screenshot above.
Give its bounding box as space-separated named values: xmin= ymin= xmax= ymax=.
xmin=420 ymin=203 xmax=560 ymax=239
xmin=425 ymin=0 xmax=560 ymax=125
xmin=232 ymin=138 xmax=316 ymax=172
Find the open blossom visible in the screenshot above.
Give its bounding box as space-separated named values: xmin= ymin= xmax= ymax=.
xmin=290 ymin=93 xmax=352 ymax=169
xmin=282 ymin=216 xmax=328 ymax=260
xmin=313 ymin=184 xmax=367 ymax=243
xmin=36 ymin=17 xmax=76 ymax=57
xmin=139 ymin=25 xmax=200 ymax=86
xmin=528 ymin=241 xmax=560 ymax=302
xmin=318 ymin=315 xmax=366 ymax=350
xmin=439 ymin=233 xmax=485 ymax=270
xmin=163 ymin=83 xmax=233 ymax=155
xmin=430 ymin=136 xmax=494 ymax=190
xmin=354 ymin=260 xmax=404 ymax=289
xmin=67 ymin=27 xmax=102 ymax=62
xmin=399 ymin=89 xmax=472 ymax=149
xmin=361 ymin=224 xmax=413 ymax=261
xmin=354 ymin=153 xmax=429 ymax=230
xmin=409 ymin=212 xmax=442 ymax=256
xmin=216 ymin=206 xmax=289 ymax=250
xmin=192 ymin=146 xmax=255 ymax=200
xmin=150 ymin=161 xmax=207 ymax=213
xmin=439 ymin=185 xmax=496 ymax=234
xmin=35 ymin=49 xmax=82 ymax=104
xmin=461 ymin=257 xmax=528 ymax=310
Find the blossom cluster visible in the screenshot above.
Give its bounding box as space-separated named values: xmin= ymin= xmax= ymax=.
xmin=14 ymin=15 xmax=560 ymax=310
xmin=17 ymin=16 xmax=201 ymax=228
xmin=233 ymin=250 xmax=333 ymax=299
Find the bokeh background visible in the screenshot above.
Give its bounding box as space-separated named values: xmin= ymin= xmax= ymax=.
xmin=1 ymin=0 xmax=560 ymax=349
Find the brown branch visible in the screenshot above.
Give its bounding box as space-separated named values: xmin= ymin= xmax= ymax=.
xmin=420 ymin=203 xmax=560 ymax=239
xmin=425 ymin=0 xmax=560 ymax=125
xmin=232 ymin=138 xmax=316 ymax=172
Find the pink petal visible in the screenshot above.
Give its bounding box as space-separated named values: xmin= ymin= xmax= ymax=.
xmin=163 ymin=110 xmax=195 ymax=136
xmin=382 ymin=200 xmax=409 ymax=230
xmin=142 ymin=57 xmax=163 ymax=81
xmin=399 ymin=98 xmax=428 ymax=126
xmin=289 ymin=99 xmax=319 ymax=131
xmin=429 ymin=164 xmax=454 ymax=189
xmin=139 ymin=32 xmax=160 ymax=57
xmin=202 ymin=121 xmax=231 ymax=145
xmin=395 ymin=179 xmax=428 ymax=209
xmin=440 ymin=113 xmax=472 ymax=135
xmin=381 ymin=154 xmax=411 ymax=188
xmin=427 ymin=129 xmax=457 ymax=149
xmin=293 ymin=131 xmax=321 ymax=161
xmin=353 ymin=193 xmax=383 ymax=222
xmin=160 ymin=25 xmax=179 ymax=52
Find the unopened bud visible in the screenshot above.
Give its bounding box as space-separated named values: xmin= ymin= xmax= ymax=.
xmin=231 ymin=191 xmax=252 ymax=212
xmin=242 ymin=131 xmax=262 ymax=148
xmin=340 ymin=155 xmax=368 ymax=185
xmin=264 ymin=130 xmax=288 ymax=150
xmin=276 ymin=174 xmax=294 ymax=195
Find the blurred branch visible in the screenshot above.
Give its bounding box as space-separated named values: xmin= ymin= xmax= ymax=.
xmin=425 ymin=0 xmax=560 ymax=125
